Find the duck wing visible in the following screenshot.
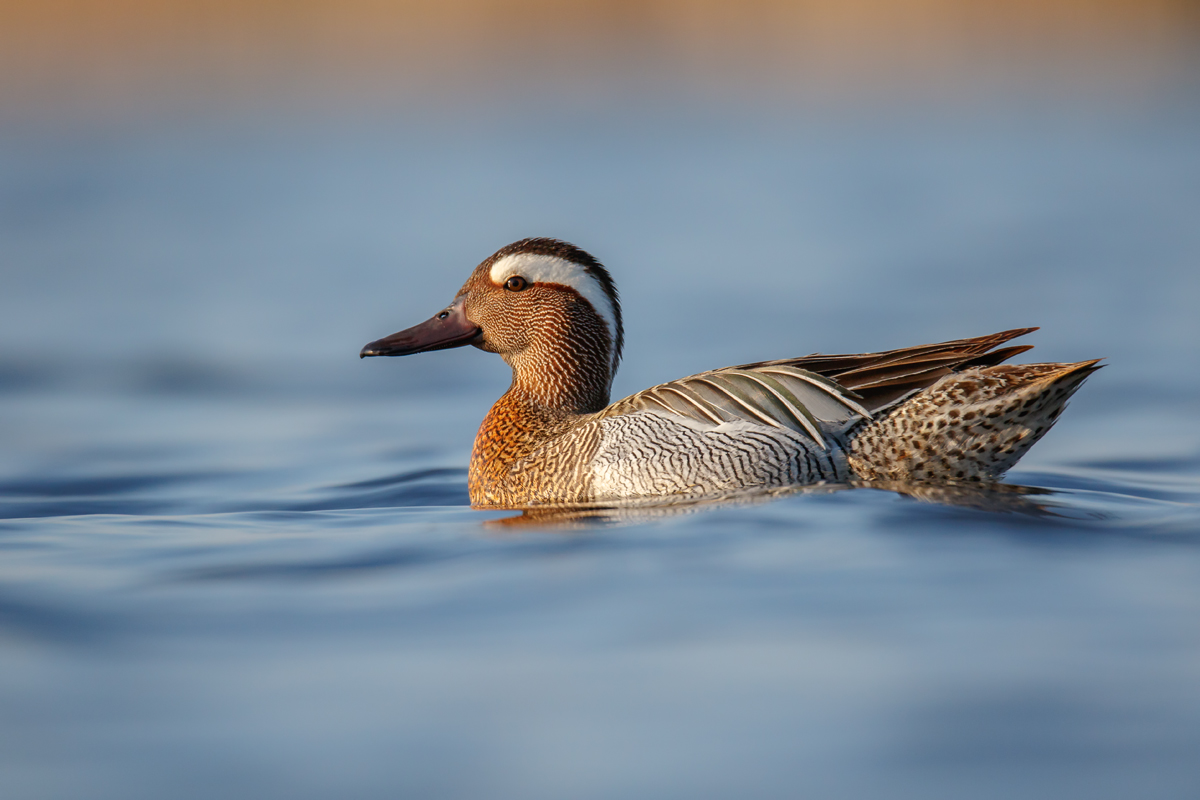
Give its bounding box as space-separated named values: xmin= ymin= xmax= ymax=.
xmin=601 ymin=329 xmax=1039 ymax=448
xmin=731 ymin=328 xmax=1039 ymax=413
xmin=602 ymin=364 xmax=870 ymax=450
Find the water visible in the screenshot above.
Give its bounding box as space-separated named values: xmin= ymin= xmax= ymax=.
xmin=2 ymin=98 xmax=1199 ymax=798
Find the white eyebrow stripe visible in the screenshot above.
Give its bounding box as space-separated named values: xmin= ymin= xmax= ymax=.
xmin=489 ymin=253 xmax=619 ymax=362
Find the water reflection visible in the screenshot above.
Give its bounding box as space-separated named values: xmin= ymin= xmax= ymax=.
xmin=489 ymin=479 xmax=1064 ymax=528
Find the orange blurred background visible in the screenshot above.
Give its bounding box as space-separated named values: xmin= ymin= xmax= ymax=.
xmin=3 ymin=0 xmax=1198 ymax=111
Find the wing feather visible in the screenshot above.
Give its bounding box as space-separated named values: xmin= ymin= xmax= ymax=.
xmin=599 ymin=329 xmax=1040 ymax=445
xmin=602 ymin=363 xmax=867 ymax=449
xmin=655 ymin=385 xmax=727 ymax=424
xmin=734 ymin=328 xmax=1039 ymax=412
xmin=724 ymin=370 xmax=829 ymax=442
xmin=695 ymin=375 xmax=822 ymax=442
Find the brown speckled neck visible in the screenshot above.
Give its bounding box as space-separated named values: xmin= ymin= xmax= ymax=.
xmin=504 ymin=297 xmax=613 ymax=414
xmin=468 ymin=388 xmax=589 ymax=507
xmin=469 ymin=300 xmax=616 ymax=505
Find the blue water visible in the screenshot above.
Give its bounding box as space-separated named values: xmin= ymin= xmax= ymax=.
xmin=2 ymin=98 xmax=1200 ymax=798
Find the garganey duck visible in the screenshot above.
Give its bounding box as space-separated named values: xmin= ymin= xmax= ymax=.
xmin=362 ymin=238 xmax=1099 ymax=507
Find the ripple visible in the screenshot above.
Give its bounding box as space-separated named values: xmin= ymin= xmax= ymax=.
xmin=0 ymin=471 xmax=230 ymax=520
xmin=0 ymin=471 xmax=222 ymax=498
xmin=170 ymin=544 xmax=462 ymax=582
xmin=0 ymin=497 xmax=171 ymax=520
xmin=1013 ymin=465 xmax=1200 ymax=504
xmin=284 ymin=468 xmax=471 ymax=511
xmin=1076 ymin=453 xmax=1200 ymax=474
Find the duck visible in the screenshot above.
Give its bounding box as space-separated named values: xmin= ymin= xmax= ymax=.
xmin=361 ymin=237 xmax=1100 ymax=508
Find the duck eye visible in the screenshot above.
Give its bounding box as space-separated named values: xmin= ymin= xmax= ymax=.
xmin=504 ymin=275 xmax=528 ymax=292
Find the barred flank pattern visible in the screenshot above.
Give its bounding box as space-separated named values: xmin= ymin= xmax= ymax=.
xmin=588 ymin=413 xmax=850 ymax=500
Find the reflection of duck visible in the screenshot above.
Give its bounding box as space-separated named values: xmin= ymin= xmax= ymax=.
xmin=483 ymin=481 xmax=1061 ymax=529
xmin=362 ymin=238 xmax=1099 ymax=507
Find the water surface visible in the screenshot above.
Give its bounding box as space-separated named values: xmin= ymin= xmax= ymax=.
xmin=2 ymin=98 xmax=1199 ymax=798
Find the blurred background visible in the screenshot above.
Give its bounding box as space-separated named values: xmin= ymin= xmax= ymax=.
xmin=2 ymin=3 xmax=1200 ymax=799
xmin=3 ymin=0 xmax=1199 ymax=109
xmin=2 ymin=0 xmax=1198 ymax=403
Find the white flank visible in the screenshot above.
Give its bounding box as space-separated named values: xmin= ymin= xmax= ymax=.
xmin=489 ymin=253 xmax=619 ymax=362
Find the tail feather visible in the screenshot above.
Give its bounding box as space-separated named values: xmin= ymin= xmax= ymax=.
xmin=739 ymin=328 xmax=1041 ymax=412
xmin=847 ymin=360 xmax=1101 ymax=482
xmin=960 ymin=344 xmax=1036 ymax=369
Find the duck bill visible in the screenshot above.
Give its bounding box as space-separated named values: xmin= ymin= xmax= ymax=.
xmin=359 ymin=297 xmax=481 ymax=358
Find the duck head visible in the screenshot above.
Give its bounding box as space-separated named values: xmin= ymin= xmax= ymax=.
xmin=361 ymin=238 xmax=624 ymax=413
